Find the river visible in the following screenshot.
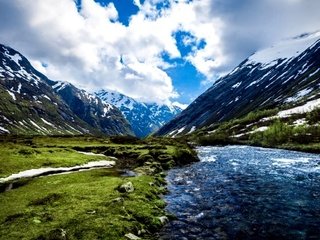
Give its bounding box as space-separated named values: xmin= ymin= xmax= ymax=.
xmin=159 ymin=146 xmax=320 ymax=239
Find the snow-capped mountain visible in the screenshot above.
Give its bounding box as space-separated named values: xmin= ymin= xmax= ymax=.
xmin=95 ymin=90 xmax=183 ymax=137
xmin=48 ymin=82 xmax=133 ymax=136
xmin=0 ymin=44 xmax=132 ymax=136
xmin=157 ymin=31 xmax=320 ymax=136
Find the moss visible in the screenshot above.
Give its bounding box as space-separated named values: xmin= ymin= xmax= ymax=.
xmin=29 ymin=193 xmax=63 ymax=206
xmin=0 ymin=136 xmax=199 ymax=239
xmin=0 ymin=170 xmax=168 ymax=239
xmin=157 ymin=154 xmax=173 ymax=163
xmin=137 ymin=154 xmax=154 ymax=165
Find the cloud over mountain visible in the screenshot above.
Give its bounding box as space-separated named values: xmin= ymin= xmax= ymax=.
xmin=0 ymin=0 xmax=319 ymax=104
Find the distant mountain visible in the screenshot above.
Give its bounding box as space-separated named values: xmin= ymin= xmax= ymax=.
xmin=157 ymin=31 xmax=320 ymax=136
xmin=95 ymin=90 xmax=183 ymax=137
xmin=0 ymin=44 xmax=133 ymax=136
xmin=48 ymin=82 xmax=133 ymax=136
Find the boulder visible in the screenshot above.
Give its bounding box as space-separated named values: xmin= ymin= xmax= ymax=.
xmin=125 ymin=233 xmax=141 ymax=240
xmin=118 ymin=182 xmax=134 ymax=193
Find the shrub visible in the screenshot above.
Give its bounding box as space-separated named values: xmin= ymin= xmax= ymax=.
xmin=197 ymin=132 xmax=232 ymax=146
xmin=137 ymin=154 xmax=154 ymax=164
xmin=306 ymin=108 xmax=320 ymax=124
xmin=18 ymin=148 xmax=35 ymax=155
xmin=250 ymin=120 xmax=293 ymax=146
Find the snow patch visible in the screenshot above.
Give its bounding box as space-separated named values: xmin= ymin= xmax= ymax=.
xmin=233 ymin=126 xmax=268 ymax=138
xmin=309 ymin=68 xmax=320 ymax=77
xmin=7 ymin=53 xmax=22 ymax=66
xmin=78 ymin=151 xmax=106 ymax=157
xmin=6 ymin=90 xmax=16 ymax=100
xmin=278 ymin=98 xmax=320 ymax=118
xmin=41 ymin=118 xmax=55 ymax=127
xmin=0 ymin=126 xmax=10 ymax=133
xmin=187 ymin=126 xmax=196 ymax=134
xmin=17 ymin=83 xmax=22 ymax=94
xmin=284 ymin=88 xmax=313 ymax=103
xmin=29 ymin=119 xmax=47 ymax=132
xmin=53 ymin=81 xmax=69 ymax=92
xmin=102 ymin=103 xmax=113 ymax=117
xmin=232 ymin=82 xmax=242 ymax=89
xmin=246 ymin=80 xmax=258 ymax=88
xmin=42 ymin=95 xmax=51 ymax=101
xmin=248 ymin=32 xmax=320 ymax=67
xmin=229 ymin=67 xmax=239 ymax=75
xmin=293 ymin=119 xmax=307 ymax=126
xmin=170 ymin=126 xmax=186 ymax=138
xmin=252 ymin=126 xmax=269 ymax=133
xmin=0 ymin=160 xmax=116 ymax=183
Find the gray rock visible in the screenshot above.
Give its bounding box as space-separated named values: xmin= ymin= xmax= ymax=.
xmin=118 ymin=182 xmax=134 ymax=193
xmin=158 ymin=216 xmax=169 ymax=225
xmin=125 ymin=233 xmax=141 ymax=240
xmin=112 ymin=197 xmax=124 ymax=202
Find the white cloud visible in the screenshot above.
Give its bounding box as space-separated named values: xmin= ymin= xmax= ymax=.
xmin=0 ymin=0 xmax=319 ymax=104
xmin=172 ymin=101 xmax=188 ymax=110
xmin=0 ymin=0 xmax=181 ymax=104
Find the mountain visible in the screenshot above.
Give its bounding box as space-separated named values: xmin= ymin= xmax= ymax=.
xmin=95 ymin=90 xmax=183 ymax=137
xmin=0 ymin=44 xmax=133 ymax=136
xmin=48 ymin=82 xmax=133 ymax=136
xmin=157 ymin=31 xmax=320 ymax=137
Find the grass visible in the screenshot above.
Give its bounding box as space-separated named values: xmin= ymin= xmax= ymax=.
xmin=0 ymin=135 xmax=198 ymax=239
xmin=191 ymin=107 xmax=320 ymax=154
xmin=0 ymin=143 xmax=108 ymax=178
xmin=0 ymin=169 xmax=167 ymax=240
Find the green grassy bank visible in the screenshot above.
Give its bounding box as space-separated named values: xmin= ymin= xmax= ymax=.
xmin=0 ymin=135 xmax=198 ymax=240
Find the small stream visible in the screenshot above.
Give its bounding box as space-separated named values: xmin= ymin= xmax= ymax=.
xmin=159 ymin=146 xmax=320 ymax=239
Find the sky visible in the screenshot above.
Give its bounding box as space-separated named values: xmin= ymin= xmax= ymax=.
xmin=0 ymin=0 xmax=320 ymax=107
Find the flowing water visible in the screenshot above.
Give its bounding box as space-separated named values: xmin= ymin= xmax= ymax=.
xmin=159 ymin=146 xmax=320 ymax=239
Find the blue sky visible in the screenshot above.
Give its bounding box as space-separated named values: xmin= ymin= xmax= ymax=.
xmin=0 ymin=0 xmax=319 ymax=107
xmin=79 ymin=0 xmax=140 ymax=25
xmin=74 ymin=0 xmax=211 ymax=104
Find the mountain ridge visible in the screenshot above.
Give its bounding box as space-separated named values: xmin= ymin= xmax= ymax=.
xmin=95 ymin=89 xmax=183 ymax=137
xmin=157 ymin=32 xmax=320 ymax=136
xmin=0 ymin=44 xmax=133 ymax=136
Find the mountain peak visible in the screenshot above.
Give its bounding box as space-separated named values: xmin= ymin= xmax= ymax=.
xmin=96 ymin=89 xmax=183 ymax=137
xmin=246 ymin=31 xmax=320 ymax=67
xmin=157 ymin=31 xmax=320 ymax=136
xmin=0 ymin=44 xmax=133 ymax=136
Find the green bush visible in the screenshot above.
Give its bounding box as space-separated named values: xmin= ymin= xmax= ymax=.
xmin=197 ymin=132 xmax=232 ymax=146
xmin=18 ymin=148 xmax=35 ymax=155
xmin=306 ymin=108 xmax=320 ymax=124
xmin=257 ymin=120 xmax=293 ymax=145
xmin=137 ymin=154 xmax=154 ymax=164
xmin=172 ymin=148 xmax=198 ymax=165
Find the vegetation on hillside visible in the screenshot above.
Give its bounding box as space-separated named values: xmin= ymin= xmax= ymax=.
xmin=192 ymin=107 xmax=320 ymax=153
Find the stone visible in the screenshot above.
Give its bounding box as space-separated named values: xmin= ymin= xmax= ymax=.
xmin=118 ymin=182 xmax=134 ymax=193
xmin=125 ymin=233 xmax=141 ymax=240
xmin=158 ymin=216 xmax=169 ymax=225
xmin=112 ymin=197 xmax=124 ymax=202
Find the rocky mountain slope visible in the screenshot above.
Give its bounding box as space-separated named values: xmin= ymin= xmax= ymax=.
xmin=95 ymin=90 xmax=182 ymax=137
xmin=157 ymin=32 xmax=320 ymax=137
xmin=49 ymin=82 xmax=133 ymax=136
xmin=0 ymin=44 xmax=132 ymax=136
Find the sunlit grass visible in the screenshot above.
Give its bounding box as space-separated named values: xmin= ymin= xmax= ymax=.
xmin=0 ymin=169 xmax=166 ymax=240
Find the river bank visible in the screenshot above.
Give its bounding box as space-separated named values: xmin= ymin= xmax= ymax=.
xmin=0 ymin=135 xmax=198 ymax=240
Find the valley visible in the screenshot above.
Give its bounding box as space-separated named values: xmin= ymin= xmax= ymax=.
xmin=0 ymin=3 xmax=319 ymax=239
xmin=0 ymin=135 xmax=198 ymax=240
